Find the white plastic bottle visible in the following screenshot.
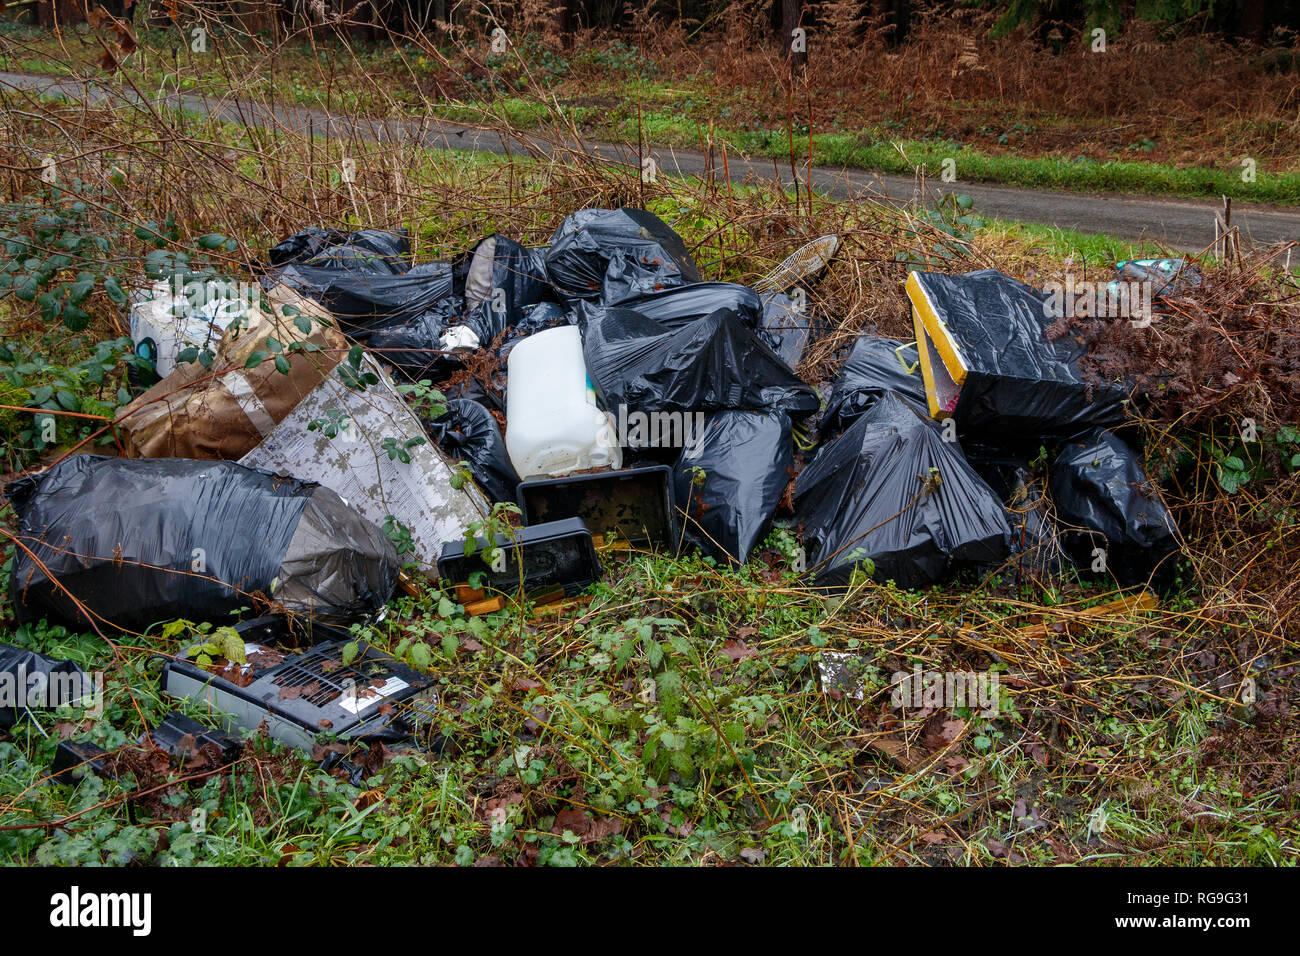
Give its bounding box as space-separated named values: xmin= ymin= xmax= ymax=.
xmin=505 ymin=325 xmax=622 ymax=478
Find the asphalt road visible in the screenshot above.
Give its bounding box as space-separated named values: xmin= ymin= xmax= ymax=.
xmin=4 ymin=70 xmax=1298 ymax=251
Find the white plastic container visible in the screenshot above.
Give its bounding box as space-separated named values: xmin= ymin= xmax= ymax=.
xmin=505 ymin=326 xmax=622 ymax=478
xmin=130 ymin=279 xmax=246 ymax=378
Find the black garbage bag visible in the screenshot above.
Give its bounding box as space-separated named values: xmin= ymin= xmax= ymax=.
xmin=8 ymin=457 xmax=398 ymax=632
xmin=822 ymin=336 xmax=928 ymax=438
xmin=1048 ymin=428 xmax=1178 ymax=588
xmin=545 ymin=208 xmax=700 ymax=305
xmin=907 ymin=269 xmax=1127 ymax=442
xmin=0 ymin=643 xmax=92 ymax=729
xmin=264 ymin=257 xmax=457 ymax=342
xmin=366 ymin=295 xmax=466 ymax=381
xmin=454 ymin=235 xmax=551 ymax=344
xmin=673 ymin=410 xmax=792 ymax=565
xmin=423 ymin=399 xmax=520 ymax=505
xmin=795 ymin=393 xmax=1012 ymax=589
xmin=268 ymin=227 xmax=412 ymax=271
xmin=580 ymin=305 xmax=819 ymax=419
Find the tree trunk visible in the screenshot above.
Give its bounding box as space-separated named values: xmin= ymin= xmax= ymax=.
xmin=782 ymin=0 xmax=805 ymax=73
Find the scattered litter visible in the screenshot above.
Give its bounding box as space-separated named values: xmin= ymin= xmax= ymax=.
xmin=1049 ymin=428 xmax=1178 ymax=588
xmin=795 ymin=392 xmax=1011 ymax=588
xmin=8 ymin=457 xmax=398 ymax=631
xmin=1113 ymin=257 xmax=1201 ymax=299
xmin=162 ymin=639 xmax=439 ymax=753
xmin=907 ymin=269 xmax=1127 ymax=440
xmin=816 ymin=651 xmax=867 ymax=700
xmin=438 ymin=516 xmax=601 ymax=615
xmin=238 ymin=350 xmax=488 ymax=569
xmin=673 ymin=410 xmax=792 ymax=565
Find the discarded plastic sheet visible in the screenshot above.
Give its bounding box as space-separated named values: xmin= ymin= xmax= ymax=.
xmin=1049 ymin=428 xmax=1178 ymax=588
xmin=580 ymin=305 xmax=819 ymax=419
xmin=239 ymin=351 xmax=488 ymax=570
xmin=673 ymin=410 xmax=792 ymax=565
xmin=8 ymin=457 xmax=397 ymax=632
xmin=118 ymin=285 xmax=346 ymax=460
xmin=795 ymin=392 xmax=1012 ymax=588
xmin=163 ymin=639 xmax=438 ymax=753
xmin=545 ymin=208 xmax=700 ymax=305
xmin=822 ymin=336 xmax=928 ymax=437
xmin=816 ymin=651 xmax=867 ymax=700
xmin=423 ymin=398 xmax=520 ymax=505
xmin=506 ymin=325 xmax=622 ymax=478
xmin=906 ymin=269 xmax=1127 ymax=440
xmin=438 ymin=517 xmax=601 ymax=614
xmin=518 ymin=465 xmax=676 ymax=549
xmin=0 ymin=642 xmax=92 ymax=729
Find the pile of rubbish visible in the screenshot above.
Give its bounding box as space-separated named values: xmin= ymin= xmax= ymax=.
xmin=5 ymin=209 xmax=1182 ymax=767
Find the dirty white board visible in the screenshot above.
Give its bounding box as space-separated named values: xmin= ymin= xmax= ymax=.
xmin=241 ymin=354 xmax=488 ymax=571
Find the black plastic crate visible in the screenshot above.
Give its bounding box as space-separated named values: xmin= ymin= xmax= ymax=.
xmin=517 ymin=465 xmax=676 ymax=549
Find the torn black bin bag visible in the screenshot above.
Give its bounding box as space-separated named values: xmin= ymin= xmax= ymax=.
xmin=268 ymin=228 xmax=412 ymax=271
xmin=580 ymin=305 xmax=819 ymax=419
xmin=423 ymin=399 xmax=520 ymax=504
xmin=0 ymin=643 xmax=92 ymax=729
xmin=264 ymin=258 xmax=457 ymax=342
xmin=454 ymin=235 xmax=550 ymax=344
xmin=7 ymin=457 xmax=398 ymax=633
xmin=1048 ymin=428 xmax=1178 ymax=588
xmin=545 ymin=208 xmax=700 ymax=305
xmin=794 ymin=393 xmax=1012 ymax=589
xmin=673 ymin=410 xmax=792 ymax=565
xmin=366 ymin=294 xmax=465 ymax=382
xmin=907 ymin=269 xmax=1127 ymax=442
xmin=822 ymin=336 xmax=928 ymax=438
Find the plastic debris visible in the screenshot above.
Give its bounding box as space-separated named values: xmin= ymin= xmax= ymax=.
xmin=129 ymin=277 xmax=248 ymax=380
xmin=795 ymin=392 xmax=1012 ymax=588
xmin=505 ymin=325 xmax=622 ymax=478
xmin=673 ymin=410 xmax=792 ymax=565
xmin=580 ymin=305 xmax=819 ymax=419
xmin=8 ymin=457 xmax=398 ymax=632
xmin=0 ymin=643 xmax=92 ymax=729
xmin=907 ymin=269 xmax=1127 ymax=440
xmin=1049 ymin=428 xmax=1178 ymax=588
xmin=544 ymin=208 xmax=700 ymax=305
xmin=162 ymin=639 xmax=439 ymax=752
xmin=423 ymin=398 xmax=520 ymax=505
xmin=438 ymin=517 xmax=601 ymax=615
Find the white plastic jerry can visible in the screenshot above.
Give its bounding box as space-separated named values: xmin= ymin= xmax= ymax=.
xmin=505 ymin=325 xmax=622 ymax=478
